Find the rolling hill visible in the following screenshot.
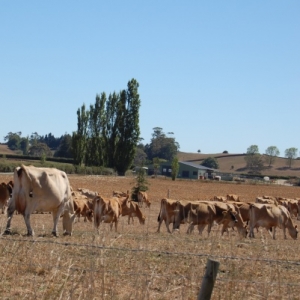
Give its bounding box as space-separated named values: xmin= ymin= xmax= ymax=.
xmin=177 ymin=151 xmax=300 ymax=178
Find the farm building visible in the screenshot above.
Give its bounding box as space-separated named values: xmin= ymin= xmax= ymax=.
xmin=160 ymin=161 xmax=218 ymax=180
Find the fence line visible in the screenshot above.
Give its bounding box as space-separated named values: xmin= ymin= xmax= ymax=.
xmin=1 ymin=236 xmax=300 ymax=267
xmin=1 ymin=253 xmax=300 ymax=289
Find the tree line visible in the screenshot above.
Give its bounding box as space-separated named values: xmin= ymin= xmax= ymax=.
xmin=3 ymin=79 xmax=180 ymax=175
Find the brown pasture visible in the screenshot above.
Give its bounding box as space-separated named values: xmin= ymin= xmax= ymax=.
xmin=0 ymin=173 xmax=300 ymax=299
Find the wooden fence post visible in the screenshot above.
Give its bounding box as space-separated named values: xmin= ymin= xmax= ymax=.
xmin=197 ymin=258 xmax=220 ymax=300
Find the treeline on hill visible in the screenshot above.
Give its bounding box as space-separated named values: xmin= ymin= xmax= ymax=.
xmin=2 ymin=79 xmax=180 ymax=175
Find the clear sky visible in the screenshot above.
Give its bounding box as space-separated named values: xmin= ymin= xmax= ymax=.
xmin=1 ymin=1 xmax=299 ymax=155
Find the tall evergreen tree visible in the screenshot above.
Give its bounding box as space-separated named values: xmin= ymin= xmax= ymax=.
xmin=114 ymin=79 xmax=141 ymax=175
xmin=104 ymin=92 xmax=119 ymax=168
xmin=72 ymin=104 xmax=89 ymax=166
xmin=86 ymin=93 xmax=106 ymax=166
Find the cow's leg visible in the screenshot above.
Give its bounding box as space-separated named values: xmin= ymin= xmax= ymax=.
xmin=165 ymin=220 xmax=172 ymax=233
xmin=196 ymin=224 xmax=205 ymax=235
xmin=157 ymin=218 xmax=163 ymax=232
xmin=249 ymin=225 xmax=255 ymax=238
xmin=23 ymin=212 xmax=34 ymax=236
xmin=3 ymin=199 xmax=15 ymax=235
xmin=52 ymin=203 xmax=65 ymax=236
xmin=187 ymin=224 xmax=195 ymax=234
xmin=51 ymin=210 xmax=60 ymax=237
xmin=283 ymin=227 xmax=287 ymax=239
xmin=273 ymin=227 xmax=276 ymax=239
xmin=62 ymin=212 xmax=76 ymax=236
xmin=207 ymin=223 xmax=213 ymax=236
xmin=113 ymin=220 xmax=118 ymax=232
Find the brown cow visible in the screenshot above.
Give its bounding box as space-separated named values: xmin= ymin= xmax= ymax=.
xmin=77 ymin=188 xmax=99 ymax=199
xmin=157 ymin=198 xmax=179 ymax=233
xmin=227 ymin=194 xmax=240 ymax=202
xmin=93 ymin=195 xmax=122 ymax=232
xmin=182 ymin=202 xmax=217 ymax=235
xmin=249 ymin=203 xmax=298 ymax=239
xmin=0 ymin=181 xmax=13 ymax=214
xmin=72 ymin=194 xmax=93 ymax=223
xmin=113 ymin=190 xmax=128 ymax=198
xmin=116 ymin=195 xmax=146 ymax=225
xmin=256 ymin=197 xmax=276 ymax=204
xmin=173 ymin=201 xmax=241 ymax=236
xmin=213 ymin=196 xmax=227 ymax=202
xmin=137 ymin=191 xmax=151 ymax=208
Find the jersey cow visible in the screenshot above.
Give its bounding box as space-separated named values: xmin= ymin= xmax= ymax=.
xmin=93 ymin=195 xmax=122 ymax=232
xmin=157 ymin=198 xmax=179 ymax=233
xmin=115 ymin=194 xmax=146 ymax=225
xmin=137 ymin=191 xmax=151 ymax=208
xmin=249 ymin=203 xmax=298 ymax=240
xmin=4 ymin=165 xmax=75 ymax=236
xmin=0 ymin=181 xmax=13 ymax=214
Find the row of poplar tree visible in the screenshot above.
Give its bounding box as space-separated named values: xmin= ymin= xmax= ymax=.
xmin=71 ymin=78 xmax=141 ymax=176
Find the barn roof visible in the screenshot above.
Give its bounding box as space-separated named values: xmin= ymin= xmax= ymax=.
xmin=179 ymin=161 xmax=218 ymax=171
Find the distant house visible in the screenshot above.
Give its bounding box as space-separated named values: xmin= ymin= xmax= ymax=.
xmin=160 ymin=161 xmax=218 ymax=179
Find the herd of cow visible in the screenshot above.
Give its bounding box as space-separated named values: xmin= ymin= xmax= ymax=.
xmin=0 ymin=165 xmax=299 ymax=240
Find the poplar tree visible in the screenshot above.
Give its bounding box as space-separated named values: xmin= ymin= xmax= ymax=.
xmin=72 ymin=104 xmax=89 ymax=166
xmin=114 ymin=79 xmax=141 ymax=175
xmin=86 ymin=93 xmax=106 ymax=166
xmin=104 ymin=92 xmax=119 ymax=168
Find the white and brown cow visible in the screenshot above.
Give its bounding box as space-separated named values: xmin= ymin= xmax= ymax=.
xmin=4 ymin=165 xmax=75 ymax=236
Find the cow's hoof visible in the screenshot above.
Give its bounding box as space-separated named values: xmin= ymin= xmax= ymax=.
xmin=63 ymin=232 xmax=72 ymax=236
xmin=52 ymin=231 xmax=59 ymax=237
xmin=2 ymin=229 xmax=11 ymax=235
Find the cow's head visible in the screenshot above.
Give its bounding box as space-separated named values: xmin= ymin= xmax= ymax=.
xmin=222 ymin=208 xmax=238 ymax=224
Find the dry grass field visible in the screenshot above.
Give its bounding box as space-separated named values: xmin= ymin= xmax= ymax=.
xmin=0 ymin=173 xmax=300 ymax=299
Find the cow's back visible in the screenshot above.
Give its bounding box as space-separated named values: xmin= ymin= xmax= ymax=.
xmin=14 ymin=165 xmax=73 ymax=214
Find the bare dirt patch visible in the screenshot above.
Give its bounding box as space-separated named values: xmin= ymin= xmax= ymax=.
xmin=0 ymin=173 xmax=300 ymax=299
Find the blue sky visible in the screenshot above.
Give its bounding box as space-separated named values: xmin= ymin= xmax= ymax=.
xmin=1 ymin=1 xmax=299 ymax=155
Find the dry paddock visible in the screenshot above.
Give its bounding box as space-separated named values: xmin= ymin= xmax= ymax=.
xmin=0 ymin=174 xmax=300 ymax=300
